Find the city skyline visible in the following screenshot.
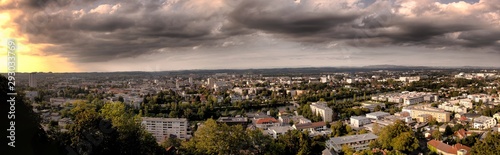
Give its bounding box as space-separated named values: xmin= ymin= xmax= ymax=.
xmin=1 ymin=0 xmax=499 ymax=72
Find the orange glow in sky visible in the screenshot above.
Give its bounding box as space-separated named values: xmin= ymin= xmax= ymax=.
xmin=0 ymin=8 xmax=78 ymax=72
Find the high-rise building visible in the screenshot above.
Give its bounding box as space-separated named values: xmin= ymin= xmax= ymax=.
xmin=141 ymin=117 xmax=189 ymax=142
xmin=207 ymin=78 xmax=215 ymax=89
xmin=310 ymin=102 xmax=333 ymax=122
xmin=29 ymin=72 xmax=37 ymax=87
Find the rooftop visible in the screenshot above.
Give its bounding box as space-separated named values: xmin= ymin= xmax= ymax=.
xmin=142 ymin=117 xmax=187 ymax=122
xmin=328 ymin=133 xmax=378 ymax=145
xmin=294 ymin=122 xmax=326 ymax=130
xmin=427 ymin=140 xmax=471 ymax=155
xmin=217 ymin=117 xmax=248 ymax=123
xmin=255 ymin=118 xmax=279 ymax=124
xmin=366 ymin=111 xmax=390 ymax=117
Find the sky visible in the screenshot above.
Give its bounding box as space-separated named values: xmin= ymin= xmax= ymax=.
xmin=0 ymin=0 xmax=499 ymax=72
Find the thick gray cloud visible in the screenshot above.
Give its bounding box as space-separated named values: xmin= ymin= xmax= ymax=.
xmin=5 ymin=0 xmax=500 ymax=64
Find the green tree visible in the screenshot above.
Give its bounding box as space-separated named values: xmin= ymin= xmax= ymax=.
xmin=371 ymin=120 xmax=419 ymax=153
xmin=471 ymin=132 xmax=500 ymax=154
xmin=432 ymin=130 xmax=442 ymax=140
xmin=342 ymin=144 xmax=355 ymax=155
xmin=161 ymin=136 xmax=181 ymax=149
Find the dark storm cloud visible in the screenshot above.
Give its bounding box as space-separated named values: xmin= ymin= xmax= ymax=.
xmin=6 ymin=0 xmax=500 ymax=63
xmin=230 ymin=0 xmax=362 ymax=36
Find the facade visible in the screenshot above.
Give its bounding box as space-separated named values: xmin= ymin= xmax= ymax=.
xmin=366 ymin=111 xmax=390 ymax=120
xmin=350 ymin=116 xmax=371 ymax=128
xmin=361 ymin=102 xmax=386 ymax=112
xmin=29 ymin=72 xmax=37 ymax=87
xmin=216 ymin=117 xmax=249 ymax=127
xmin=438 ymin=102 xmax=468 ymax=113
xmin=267 ymin=126 xmax=292 ymax=139
xmin=325 ymin=133 xmax=378 ymax=152
xmin=402 ymin=106 xmax=451 ymax=122
xmin=427 ymin=140 xmax=471 ymax=155
xmin=255 ymin=117 xmax=280 ymax=130
xmin=403 ymin=96 xmax=425 ymax=105
xmin=141 ymin=117 xmax=189 ymax=142
xmin=293 ymin=122 xmax=327 ymax=132
xmin=310 ymin=102 xmax=333 ymax=122
xmin=472 ymin=116 xmax=497 ymax=129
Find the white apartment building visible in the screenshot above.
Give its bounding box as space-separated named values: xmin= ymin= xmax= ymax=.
xmin=310 ymin=102 xmax=333 ymax=122
xmin=473 ymin=116 xmax=497 ymax=130
xmin=266 ymin=126 xmax=292 ymax=139
xmin=438 ymin=102 xmax=468 ymax=113
xmin=350 ymin=116 xmax=371 ymax=128
xmin=448 ymin=99 xmax=474 ymax=109
xmin=141 ymin=117 xmax=189 ymax=142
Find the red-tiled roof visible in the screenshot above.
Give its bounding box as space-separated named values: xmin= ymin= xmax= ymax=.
xmin=255 ymin=118 xmax=278 ymax=124
xmin=455 ymin=129 xmax=468 ymax=138
xmin=427 ymin=140 xmax=471 ymax=155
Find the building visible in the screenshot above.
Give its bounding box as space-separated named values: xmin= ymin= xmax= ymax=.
xmin=361 ymin=102 xmax=386 ymax=112
xmin=402 ymin=106 xmax=451 ymax=122
xmin=438 ymin=102 xmax=468 ymax=113
xmin=29 ymin=72 xmax=37 ymax=87
xmin=254 ymin=117 xmax=280 ymax=130
xmin=454 ymin=129 xmax=472 ymax=140
xmin=207 ymin=78 xmax=215 ymax=89
xmin=399 ymin=76 xmax=420 ymax=83
xmin=427 ymin=140 xmax=471 ymax=155
xmin=350 ymin=116 xmax=371 ymax=128
xmin=366 ymin=111 xmax=390 ymax=120
xmin=293 ymin=122 xmax=327 ymax=132
xmin=310 ymin=102 xmax=333 ymax=122
xmin=325 ymin=133 xmax=378 ymax=152
xmin=216 ymin=117 xmax=249 ymax=127
xmin=472 ymin=116 xmax=497 ymax=129
xmin=267 ymin=126 xmax=292 ymax=139
xmin=141 ymin=117 xmax=189 ymax=142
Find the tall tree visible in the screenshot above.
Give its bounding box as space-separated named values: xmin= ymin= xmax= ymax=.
xmin=471 ymin=132 xmax=500 ymax=154
xmin=370 ymin=120 xmax=419 ymax=153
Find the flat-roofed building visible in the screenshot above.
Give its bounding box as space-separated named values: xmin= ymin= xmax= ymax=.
xmin=310 ymin=102 xmax=333 ymax=122
xmin=326 ymin=133 xmax=378 ymax=152
xmin=216 ymin=117 xmax=249 ymax=127
xmin=402 ymin=106 xmax=450 ymax=122
xmin=267 ymin=126 xmax=293 ymax=139
xmin=366 ymin=111 xmax=390 ymax=120
xmin=473 ymin=116 xmax=497 ymax=129
xmin=350 ymin=116 xmax=371 ymax=128
xmin=141 ymin=117 xmax=189 ymax=142
xmin=361 ymin=102 xmax=386 ymax=112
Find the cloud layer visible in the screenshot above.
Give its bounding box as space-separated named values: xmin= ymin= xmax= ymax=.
xmin=1 ymin=0 xmax=499 ymax=67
